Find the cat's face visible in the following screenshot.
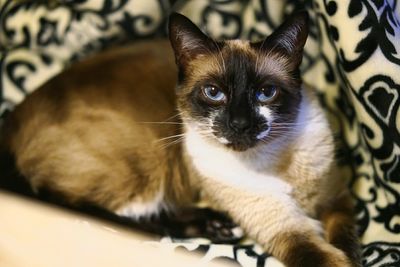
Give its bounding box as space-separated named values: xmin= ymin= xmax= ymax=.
xmin=169 ymin=12 xmax=308 ymax=151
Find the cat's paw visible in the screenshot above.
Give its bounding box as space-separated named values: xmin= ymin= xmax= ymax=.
xmin=202 ymin=216 xmax=244 ymax=243
xmin=290 ymin=247 xmax=354 ymax=267
xmin=278 ymin=233 xmax=357 ymax=267
xmin=163 ymin=207 xmax=244 ymax=243
xmin=324 ymin=248 xmax=355 ymax=267
xmin=182 ymin=208 xmax=244 ymax=243
xmin=314 ymin=244 xmax=358 ymax=267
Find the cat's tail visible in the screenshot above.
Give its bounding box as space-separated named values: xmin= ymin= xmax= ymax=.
xmin=0 ymin=125 xmax=34 ymax=197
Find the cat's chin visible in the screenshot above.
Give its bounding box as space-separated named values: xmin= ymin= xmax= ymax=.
xmin=224 ymin=140 xmax=258 ymax=152
xmin=212 ymin=135 xmax=262 ymax=152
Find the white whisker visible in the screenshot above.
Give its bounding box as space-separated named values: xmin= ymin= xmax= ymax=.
xmin=138 ymin=121 xmax=184 ymax=125
xmin=155 ymin=133 xmax=186 ymax=142
xmin=155 ymin=130 xmax=213 ymax=143
xmin=163 ymin=113 xmax=182 ymax=122
xmin=157 ymin=129 xmax=216 ymax=149
xmin=159 ymin=137 xmax=185 ymax=149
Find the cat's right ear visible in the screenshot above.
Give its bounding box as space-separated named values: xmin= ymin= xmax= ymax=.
xmin=253 ymin=11 xmax=309 ymax=70
xmin=168 ymin=13 xmax=214 ymax=68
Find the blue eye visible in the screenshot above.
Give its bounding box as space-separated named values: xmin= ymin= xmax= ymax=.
xmin=203 ymin=85 xmax=226 ymax=103
xmin=256 ymin=86 xmax=278 ymax=103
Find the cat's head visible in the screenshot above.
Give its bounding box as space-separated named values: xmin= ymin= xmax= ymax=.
xmin=168 ymin=12 xmax=309 ymax=152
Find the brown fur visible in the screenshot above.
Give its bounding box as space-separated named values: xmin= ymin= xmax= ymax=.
xmin=271 ymin=231 xmax=353 ymax=267
xmin=319 ymin=193 xmax=362 ymax=266
xmin=2 ymin=41 xmax=196 ymax=211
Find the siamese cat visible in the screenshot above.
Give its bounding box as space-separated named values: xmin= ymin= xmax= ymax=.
xmin=0 ymin=12 xmax=360 ymax=267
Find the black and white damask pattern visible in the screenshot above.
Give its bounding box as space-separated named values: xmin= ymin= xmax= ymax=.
xmin=0 ymin=0 xmax=170 ymax=113
xmin=1 ymin=0 xmax=400 ymax=266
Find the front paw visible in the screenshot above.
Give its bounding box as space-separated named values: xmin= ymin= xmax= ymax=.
xmin=285 ymin=245 xmax=354 ymax=267
xmin=202 ymin=214 xmax=244 ymax=243
xmin=275 ymin=232 xmax=356 ymax=267
xmin=182 ymin=207 xmax=244 ymax=243
xmin=321 ymin=246 xmax=356 ymax=267
xmin=161 ymin=207 xmax=244 ymax=243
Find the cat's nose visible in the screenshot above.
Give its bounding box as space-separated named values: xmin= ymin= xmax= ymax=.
xmin=229 ymin=117 xmax=251 ymax=133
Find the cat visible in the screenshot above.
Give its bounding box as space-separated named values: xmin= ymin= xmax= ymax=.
xmin=0 ymin=11 xmax=360 ymax=267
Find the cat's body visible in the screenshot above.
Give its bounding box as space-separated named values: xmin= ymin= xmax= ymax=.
xmin=1 ymin=41 xmax=194 ymax=215
xmin=0 ymin=13 xmax=360 ymax=267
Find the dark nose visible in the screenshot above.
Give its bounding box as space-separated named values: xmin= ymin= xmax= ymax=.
xmin=229 ymin=117 xmax=251 ymax=133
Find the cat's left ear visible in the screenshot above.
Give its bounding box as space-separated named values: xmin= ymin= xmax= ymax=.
xmin=168 ymin=13 xmax=215 ymax=68
xmin=254 ymin=11 xmax=309 ymax=68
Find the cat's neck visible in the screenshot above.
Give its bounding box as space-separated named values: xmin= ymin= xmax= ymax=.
xmin=183 ymin=122 xmax=294 ymax=198
xmin=183 ymin=121 xmax=294 ymax=176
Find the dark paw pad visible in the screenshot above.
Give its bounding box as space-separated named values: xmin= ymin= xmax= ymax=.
xmin=163 ymin=208 xmax=244 ymax=244
xmin=203 ymin=217 xmax=244 ymax=243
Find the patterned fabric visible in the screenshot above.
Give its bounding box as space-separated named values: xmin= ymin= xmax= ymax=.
xmin=1 ymin=1 xmax=400 ymax=266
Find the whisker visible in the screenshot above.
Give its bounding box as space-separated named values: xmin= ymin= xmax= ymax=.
xmin=155 ymin=130 xmax=213 ymax=143
xmin=157 ymin=130 xmax=215 ymax=149
xmin=272 ymin=122 xmax=307 ymax=125
xmin=259 ymin=134 xmax=294 ymax=144
xmin=155 ymin=133 xmax=186 ymax=142
xmin=271 ymin=125 xmax=305 ymax=128
xmin=163 ymin=113 xmax=182 ymax=122
xmin=270 ymin=125 xmax=305 ymax=129
xmin=138 ymin=121 xmax=185 ymax=125
xmin=159 ymin=137 xmax=185 ymax=149
xmin=272 ymin=129 xmax=297 ymax=134
xmin=268 ymin=132 xmax=295 ymax=136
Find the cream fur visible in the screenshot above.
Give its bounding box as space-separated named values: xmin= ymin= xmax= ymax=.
xmin=116 ymin=190 xmax=166 ymax=219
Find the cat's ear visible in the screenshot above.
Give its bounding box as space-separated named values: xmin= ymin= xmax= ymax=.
xmin=254 ymin=11 xmax=309 ymax=68
xmin=168 ymin=13 xmax=215 ymax=68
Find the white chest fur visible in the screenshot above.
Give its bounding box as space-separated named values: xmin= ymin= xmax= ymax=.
xmin=184 ymin=128 xmax=293 ymax=197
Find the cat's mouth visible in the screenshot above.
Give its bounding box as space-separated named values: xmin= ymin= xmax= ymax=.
xmin=227 ymin=141 xmax=256 ymax=151
xmin=215 ymin=135 xmax=259 ymax=151
xmin=213 ymin=126 xmax=271 ymax=151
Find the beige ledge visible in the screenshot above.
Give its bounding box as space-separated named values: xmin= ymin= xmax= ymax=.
xmin=0 ymin=190 xmax=230 ymax=267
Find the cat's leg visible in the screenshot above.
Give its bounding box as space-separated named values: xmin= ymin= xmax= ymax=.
xmin=201 ymin=179 xmax=354 ymax=267
xmin=319 ymin=193 xmax=361 ymax=267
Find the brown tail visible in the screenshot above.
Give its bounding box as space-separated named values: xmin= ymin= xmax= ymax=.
xmin=319 ymin=192 xmax=362 ymax=267
xmin=0 ymin=147 xmax=35 ymax=197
